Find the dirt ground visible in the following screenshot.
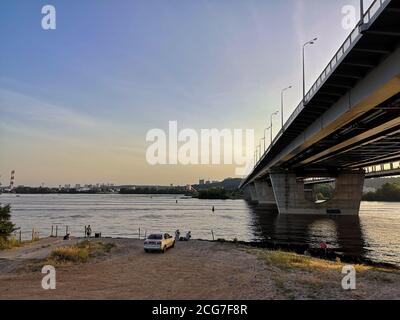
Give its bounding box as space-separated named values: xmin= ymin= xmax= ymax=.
xmin=0 ymin=237 xmax=399 ymax=300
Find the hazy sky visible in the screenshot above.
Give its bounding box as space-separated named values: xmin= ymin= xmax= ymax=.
xmin=0 ymin=0 xmax=365 ymax=186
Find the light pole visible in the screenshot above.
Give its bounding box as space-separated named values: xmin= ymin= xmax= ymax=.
xmin=302 ymin=38 xmax=318 ymax=103
xmin=281 ymin=86 xmax=292 ymax=129
xmin=257 ymin=144 xmax=261 ymax=162
xmin=263 ymin=125 xmax=271 ymax=152
xmin=260 ymin=137 xmax=266 ymax=154
xmin=270 ymin=110 xmax=279 ymax=144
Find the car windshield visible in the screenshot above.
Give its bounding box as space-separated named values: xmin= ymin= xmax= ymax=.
xmin=147 ymin=234 xmax=162 ymax=240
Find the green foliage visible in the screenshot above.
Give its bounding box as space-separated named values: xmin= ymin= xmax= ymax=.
xmin=197 ymin=188 xmax=229 ymax=200
xmin=314 ymin=184 xmax=334 ymax=200
xmin=0 ymin=204 xmax=15 ymax=240
xmin=363 ymin=183 xmax=400 ymax=202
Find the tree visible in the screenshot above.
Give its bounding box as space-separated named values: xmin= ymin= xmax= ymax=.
xmin=0 ymin=204 xmax=15 ymax=240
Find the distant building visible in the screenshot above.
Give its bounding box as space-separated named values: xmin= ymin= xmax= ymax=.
xmin=64 ymin=184 xmax=70 ymax=189
xmin=212 ymin=181 xmax=219 ymax=184
xmin=205 ymin=181 xmax=211 ymax=185
xmin=75 ymin=184 xmax=81 ymax=189
xmin=199 ymin=179 xmax=205 ymax=185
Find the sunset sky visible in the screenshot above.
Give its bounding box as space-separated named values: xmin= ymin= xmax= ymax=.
xmin=0 ymin=0 xmax=366 ymax=186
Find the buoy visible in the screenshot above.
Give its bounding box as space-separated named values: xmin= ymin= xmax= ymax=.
xmin=212 ymin=206 xmax=215 ymax=212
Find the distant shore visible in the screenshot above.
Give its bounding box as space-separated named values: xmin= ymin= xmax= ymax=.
xmin=0 ymin=237 xmax=399 ymax=300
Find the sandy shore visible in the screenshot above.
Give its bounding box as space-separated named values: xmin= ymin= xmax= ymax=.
xmin=0 ymin=237 xmax=399 ymax=300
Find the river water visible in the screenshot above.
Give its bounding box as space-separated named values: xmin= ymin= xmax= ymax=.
xmin=1 ymin=193 xmax=399 ymax=267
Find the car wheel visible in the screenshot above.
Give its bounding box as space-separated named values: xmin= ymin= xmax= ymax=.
xmin=144 ymin=249 xmax=149 ymax=253
xmin=162 ymin=246 xmax=167 ymax=253
xmin=171 ymin=241 xmax=175 ymax=248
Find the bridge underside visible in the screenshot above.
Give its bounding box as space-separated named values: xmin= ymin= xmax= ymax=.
xmin=244 ymin=171 xmax=365 ymax=215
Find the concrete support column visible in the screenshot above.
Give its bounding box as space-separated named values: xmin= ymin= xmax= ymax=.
xmin=270 ymin=171 xmax=365 ymax=215
xmin=246 ymin=183 xmax=258 ymax=204
xmin=253 ymin=181 xmax=277 ymax=207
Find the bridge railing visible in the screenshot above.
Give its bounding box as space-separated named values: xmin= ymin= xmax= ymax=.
xmin=365 ymin=161 xmax=400 ymax=174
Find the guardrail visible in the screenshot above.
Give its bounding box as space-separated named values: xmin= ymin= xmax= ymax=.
xmin=365 ymin=161 xmax=400 ymax=174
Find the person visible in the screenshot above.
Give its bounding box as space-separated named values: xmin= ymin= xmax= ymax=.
xmin=86 ymin=225 xmax=92 ymax=238
xmin=175 ymin=229 xmax=180 ymax=240
xmin=185 ymin=231 xmax=192 ymax=241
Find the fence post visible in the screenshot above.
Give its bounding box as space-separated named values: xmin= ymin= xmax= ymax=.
xmin=138 ymin=228 xmax=141 ymax=240
xmin=144 ymin=230 xmax=147 ymax=240
xmin=32 ymin=228 xmax=34 ymax=241
xmin=19 ymin=230 xmax=22 ymax=243
xmin=55 ymin=226 xmax=58 ymax=237
xmin=211 ymin=229 xmax=215 ymax=241
xmin=66 ymin=226 xmax=69 ymax=235
xmin=51 ymin=225 xmax=54 ymax=237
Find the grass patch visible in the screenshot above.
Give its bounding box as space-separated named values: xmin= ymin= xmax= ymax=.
xmin=256 ymin=250 xmax=312 ymax=269
xmin=0 ymin=237 xmax=39 ymax=250
xmin=48 ymin=240 xmax=116 ymax=265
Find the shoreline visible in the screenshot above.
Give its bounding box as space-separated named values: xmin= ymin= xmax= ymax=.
xmin=1 ymin=237 xmax=399 ymax=299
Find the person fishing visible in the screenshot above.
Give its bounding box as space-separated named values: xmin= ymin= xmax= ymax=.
xmin=175 ymin=229 xmax=180 ymax=240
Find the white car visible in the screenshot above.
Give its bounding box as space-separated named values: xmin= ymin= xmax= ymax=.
xmin=144 ymin=233 xmax=175 ymax=253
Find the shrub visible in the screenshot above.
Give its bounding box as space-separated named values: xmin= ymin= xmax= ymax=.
xmin=0 ymin=204 xmax=15 ymax=240
xmin=50 ymin=246 xmax=89 ymax=263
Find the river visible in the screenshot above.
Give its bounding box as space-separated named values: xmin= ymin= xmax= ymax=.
xmin=1 ymin=193 xmax=399 ymax=267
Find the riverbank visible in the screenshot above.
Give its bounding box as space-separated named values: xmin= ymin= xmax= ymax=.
xmin=0 ymin=237 xmax=399 ymax=300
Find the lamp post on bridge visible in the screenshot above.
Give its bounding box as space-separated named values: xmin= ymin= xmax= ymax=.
xmin=263 ymin=125 xmax=271 ymax=152
xmin=260 ymin=137 xmax=266 ymax=155
xmin=281 ymin=86 xmax=292 ymax=129
xmin=270 ymin=110 xmax=279 ymax=145
xmin=302 ymin=38 xmax=318 ymax=103
xmin=257 ymin=144 xmax=262 ymax=163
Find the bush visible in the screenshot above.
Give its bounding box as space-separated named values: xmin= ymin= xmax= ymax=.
xmin=363 ymin=183 xmax=400 ymax=202
xmin=50 ymin=246 xmax=89 ymax=263
xmin=198 ymin=188 xmax=229 ymax=199
xmin=0 ymin=204 xmax=15 ymax=240
xmin=48 ymin=240 xmax=115 ymax=264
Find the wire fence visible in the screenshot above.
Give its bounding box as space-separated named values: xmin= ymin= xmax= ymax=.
xmin=10 ymin=224 xmax=249 ymax=244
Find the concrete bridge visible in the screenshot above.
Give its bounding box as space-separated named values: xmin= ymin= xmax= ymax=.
xmin=240 ymin=0 xmax=400 ymax=215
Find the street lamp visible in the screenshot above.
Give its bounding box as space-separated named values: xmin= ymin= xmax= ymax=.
xmin=260 ymin=137 xmax=266 ymax=154
xmin=270 ymin=110 xmax=279 ymax=144
xmin=263 ymin=125 xmax=271 ymax=152
xmin=303 ymin=38 xmax=318 ymax=103
xmin=281 ymin=85 xmax=292 ymax=129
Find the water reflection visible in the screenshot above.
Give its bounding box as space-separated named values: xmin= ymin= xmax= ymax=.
xmin=247 ymin=202 xmax=366 ymax=260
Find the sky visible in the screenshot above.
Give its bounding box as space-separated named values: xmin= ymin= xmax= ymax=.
xmin=0 ymin=0 xmax=366 ymax=186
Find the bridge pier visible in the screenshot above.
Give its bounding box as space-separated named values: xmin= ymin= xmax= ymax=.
xmin=253 ymin=181 xmax=277 ymax=207
xmin=269 ymin=171 xmax=365 ymax=215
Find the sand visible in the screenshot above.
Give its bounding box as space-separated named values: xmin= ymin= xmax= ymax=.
xmin=0 ymin=237 xmax=399 ymax=300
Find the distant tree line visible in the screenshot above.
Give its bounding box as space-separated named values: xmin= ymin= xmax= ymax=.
xmin=119 ymin=187 xmax=188 ymax=195
xmin=196 ymin=188 xmax=243 ymax=200
xmin=363 ymin=183 xmax=400 ymax=202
